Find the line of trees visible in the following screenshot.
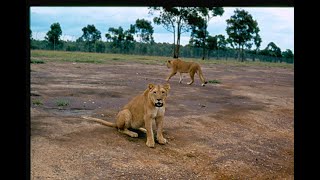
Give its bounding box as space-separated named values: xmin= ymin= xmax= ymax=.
xmin=30 ymin=7 xmax=294 ymax=63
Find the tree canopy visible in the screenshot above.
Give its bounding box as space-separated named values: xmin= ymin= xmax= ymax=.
xmin=149 ymin=6 xmax=195 ymax=58
xmin=188 ymin=7 xmax=224 ymax=60
xmin=135 ymin=19 xmax=154 ymax=43
xmin=45 ymin=22 xmax=62 ymax=50
xmin=79 ymin=24 xmax=101 ymax=52
xmin=226 ymin=9 xmax=260 ymax=61
xmin=107 ymin=25 xmax=136 ymax=53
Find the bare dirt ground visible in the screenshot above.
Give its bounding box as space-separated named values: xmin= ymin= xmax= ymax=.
xmin=31 ymin=60 xmax=294 ymax=179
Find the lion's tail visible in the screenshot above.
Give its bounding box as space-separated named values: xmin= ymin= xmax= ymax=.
xmin=81 ymin=116 xmax=117 ymax=128
xmin=197 ymin=67 xmax=207 ymax=85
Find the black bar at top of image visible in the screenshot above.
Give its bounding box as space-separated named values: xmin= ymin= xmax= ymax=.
xmin=27 ymin=0 xmax=294 ymax=7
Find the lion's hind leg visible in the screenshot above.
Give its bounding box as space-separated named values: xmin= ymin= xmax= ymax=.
xmin=198 ymin=67 xmax=207 ymax=86
xmin=187 ymin=70 xmax=196 ymax=85
xmin=116 ymin=109 xmax=138 ymax=138
xmin=179 ymin=72 xmax=183 ymax=83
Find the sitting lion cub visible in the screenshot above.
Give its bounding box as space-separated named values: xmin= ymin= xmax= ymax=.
xmin=82 ymin=83 xmax=170 ymax=148
xmin=166 ymin=59 xmax=208 ymax=86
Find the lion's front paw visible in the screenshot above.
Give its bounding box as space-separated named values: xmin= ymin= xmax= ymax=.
xmin=158 ymin=138 xmax=167 ymax=145
xmin=146 ymin=140 xmax=155 ymax=148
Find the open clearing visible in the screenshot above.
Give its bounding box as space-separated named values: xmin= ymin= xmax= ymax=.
xmin=31 ymin=51 xmax=294 ymax=179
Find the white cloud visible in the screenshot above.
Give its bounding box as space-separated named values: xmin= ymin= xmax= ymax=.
xmin=205 ymin=7 xmax=294 ymax=51
xmin=32 ymin=31 xmax=46 ymax=40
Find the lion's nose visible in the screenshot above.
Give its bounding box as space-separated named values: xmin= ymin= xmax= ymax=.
xmin=157 ymin=99 xmax=161 ymax=101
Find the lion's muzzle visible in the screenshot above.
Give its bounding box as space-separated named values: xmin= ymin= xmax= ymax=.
xmin=155 ymin=99 xmax=164 ymax=107
xmin=155 ymin=102 xmax=163 ymax=107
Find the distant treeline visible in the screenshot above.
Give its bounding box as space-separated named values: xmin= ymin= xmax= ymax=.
xmin=30 ymin=39 xmax=294 ymax=64
xmin=30 ymin=8 xmax=294 ymax=63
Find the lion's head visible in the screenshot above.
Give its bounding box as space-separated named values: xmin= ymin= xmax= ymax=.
xmin=166 ymin=60 xmax=172 ymax=69
xmin=147 ymin=83 xmax=170 ymax=107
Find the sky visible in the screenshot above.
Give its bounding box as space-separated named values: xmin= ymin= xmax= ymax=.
xmin=30 ymin=7 xmax=294 ymax=52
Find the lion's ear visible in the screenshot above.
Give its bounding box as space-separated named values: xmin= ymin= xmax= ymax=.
xmin=148 ymin=83 xmax=155 ymax=90
xmin=163 ymin=83 xmax=170 ymax=91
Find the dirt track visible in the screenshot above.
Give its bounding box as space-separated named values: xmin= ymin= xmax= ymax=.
xmin=31 ymin=60 xmax=294 ymax=179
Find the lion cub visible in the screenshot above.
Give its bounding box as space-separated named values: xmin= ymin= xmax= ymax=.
xmin=82 ymin=83 xmax=170 ymax=148
xmin=166 ymin=59 xmax=208 ymax=86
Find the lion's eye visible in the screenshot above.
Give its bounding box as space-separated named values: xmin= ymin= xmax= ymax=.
xmin=153 ymin=91 xmax=157 ymax=94
xmin=161 ymin=91 xmax=165 ymax=94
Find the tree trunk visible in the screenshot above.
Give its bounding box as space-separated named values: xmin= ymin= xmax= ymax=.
xmin=217 ymin=49 xmax=219 ymax=60
xmin=201 ymin=33 xmax=205 ymax=60
xmin=202 ymin=21 xmax=208 ymax=60
xmin=175 ymin=22 xmax=181 ymax=59
xmin=173 ymin=28 xmax=176 ymax=58
xmin=175 ymin=39 xmax=180 ymax=58
xmin=237 ymin=45 xmax=241 ymax=61
xmin=225 ymin=51 xmax=228 ymax=60
xmin=241 ymin=45 xmax=244 ymax=62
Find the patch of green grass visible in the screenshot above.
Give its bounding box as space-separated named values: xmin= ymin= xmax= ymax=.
xmin=208 ymin=79 xmax=221 ymax=84
xmin=196 ymin=58 xmax=293 ymax=69
xmin=31 ymin=59 xmax=45 ymax=64
xmin=30 ymin=50 xmax=169 ymax=65
xmin=56 ymin=99 xmax=69 ymax=107
xmin=32 ymin=99 xmax=43 ymax=106
xmin=30 ymin=50 xmax=293 ymax=69
xmin=72 ymin=59 xmax=103 ymax=64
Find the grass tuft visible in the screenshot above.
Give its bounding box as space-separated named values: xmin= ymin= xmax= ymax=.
xmin=208 ymin=79 xmax=221 ymax=84
xmin=32 ymin=99 xmax=43 ymax=106
xmin=56 ymin=99 xmax=69 ymax=107
xmin=31 ymin=59 xmax=45 ymax=64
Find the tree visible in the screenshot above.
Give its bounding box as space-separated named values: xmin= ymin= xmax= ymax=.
xmin=226 ymin=9 xmax=260 ymax=62
xmin=105 ymin=33 xmax=112 ymax=42
xmin=149 ymin=7 xmax=194 ymax=58
xmin=107 ymin=25 xmax=136 ymax=53
xmin=266 ymin=42 xmax=282 ymax=62
xmin=79 ymin=24 xmax=101 ymax=52
xmin=252 ymin=32 xmax=262 ymax=61
xmin=189 ymin=27 xmax=208 ymax=51
xmin=108 ymin=26 xmax=125 ymax=51
xmin=265 ymin=42 xmax=282 ymax=57
xmin=188 ymin=7 xmax=224 ymax=60
xmin=30 ymin=29 xmax=36 ymax=49
xmin=135 ymin=19 xmax=154 ymax=43
xmin=215 ymin=34 xmax=227 ymax=59
xmin=282 ymin=49 xmax=294 ymax=63
xmin=95 ymin=41 xmax=106 ymax=53
xmin=45 ymin=22 xmax=62 ymax=50
xmin=206 ymin=35 xmax=217 ymax=60
xmin=282 ymin=49 xmax=294 ymax=59
xmin=123 ymin=25 xmax=136 ymax=52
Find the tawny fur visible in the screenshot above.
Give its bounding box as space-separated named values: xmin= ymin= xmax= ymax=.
xmin=82 ymin=83 xmax=170 ymax=148
xmin=165 ymin=59 xmax=208 ymax=86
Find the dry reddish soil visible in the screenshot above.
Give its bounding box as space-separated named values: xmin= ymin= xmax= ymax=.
xmin=31 ymin=60 xmax=294 ymax=179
